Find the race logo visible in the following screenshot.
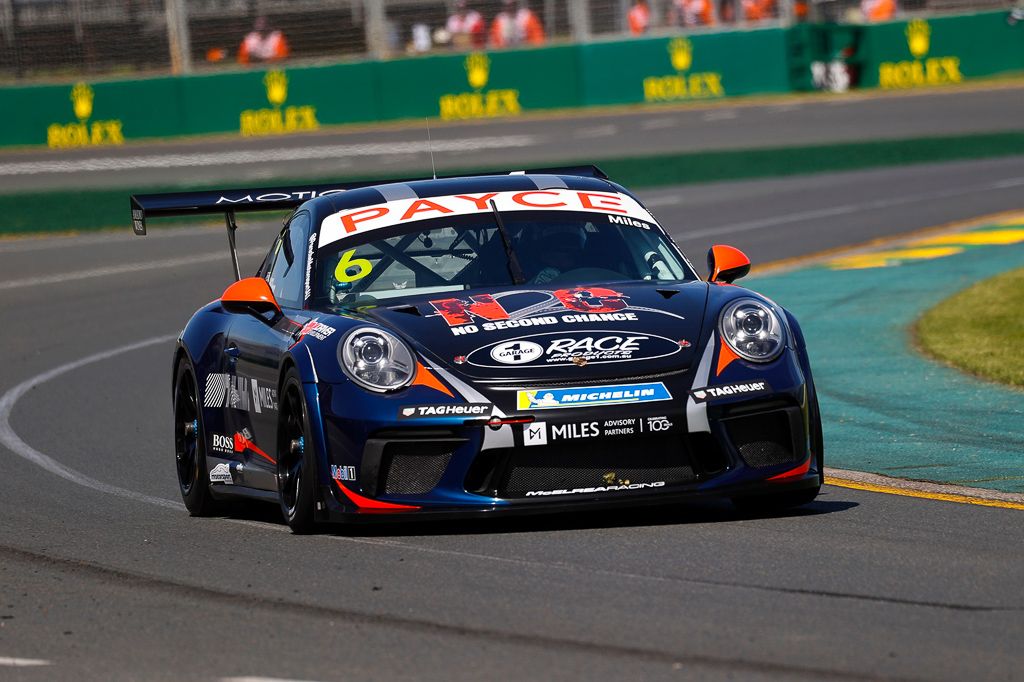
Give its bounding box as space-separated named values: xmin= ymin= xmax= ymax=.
xmin=643 ymin=37 xmax=724 ymax=103
xmin=240 ymin=70 xmax=319 ymax=137
xmin=439 ymin=52 xmax=522 ymax=121
xmin=490 ymin=340 xmax=544 ymax=365
xmin=330 ymin=464 xmax=357 ymax=481
xmin=517 ymin=382 xmax=671 ymax=410
xmin=878 ymin=20 xmax=961 ymax=89
xmin=690 ymin=381 xmax=771 ymax=403
xmin=209 ymin=463 xmax=234 ymax=484
xmin=468 ymin=332 xmax=683 ymax=368
xmin=205 ymin=374 xmax=278 ymax=414
xmin=296 ymin=319 xmax=336 ymax=342
xmin=523 ymin=421 xmax=548 ymax=446
xmin=398 ymin=403 xmax=491 ymax=419
xmin=47 ymin=82 xmax=125 ymax=149
xmin=430 ymin=288 xmax=683 ymax=336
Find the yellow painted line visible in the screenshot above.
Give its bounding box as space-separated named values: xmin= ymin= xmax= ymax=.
xmin=826 ymin=246 xmax=963 ymax=270
xmin=751 ymin=209 xmax=1024 ymax=275
xmin=826 ymin=477 xmax=1024 ymax=511
xmin=910 ymin=228 xmax=1024 ymax=247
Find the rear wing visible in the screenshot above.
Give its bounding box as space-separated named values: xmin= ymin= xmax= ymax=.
xmin=129 ymin=165 xmax=607 ymax=280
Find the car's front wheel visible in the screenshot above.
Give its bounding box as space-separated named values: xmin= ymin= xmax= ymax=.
xmin=173 ymin=359 xmax=220 ymax=516
xmin=277 ymin=368 xmax=317 ymax=534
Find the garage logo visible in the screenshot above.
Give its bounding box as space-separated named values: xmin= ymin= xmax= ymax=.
xmin=490 ymin=340 xmax=544 ymax=364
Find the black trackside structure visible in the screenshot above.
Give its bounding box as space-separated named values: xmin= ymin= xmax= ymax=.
xmin=148 ymin=166 xmax=823 ymax=533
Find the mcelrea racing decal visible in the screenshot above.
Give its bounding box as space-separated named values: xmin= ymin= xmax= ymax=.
xmin=690 ymin=381 xmax=771 ymax=402
xmin=525 ymin=481 xmax=665 ymax=496
xmin=517 ymin=382 xmax=671 ymax=410
xmin=398 ymin=403 xmax=491 ymax=419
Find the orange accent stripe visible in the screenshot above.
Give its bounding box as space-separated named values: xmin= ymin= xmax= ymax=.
xmin=334 ymin=480 xmax=420 ymax=511
xmin=411 ymin=362 xmax=454 ymax=398
xmin=767 ymin=457 xmax=811 ymax=481
xmin=716 ymin=339 xmax=739 ymax=376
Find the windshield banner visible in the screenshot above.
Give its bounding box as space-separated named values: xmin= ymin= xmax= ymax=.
xmin=318 ymin=189 xmax=658 ymax=249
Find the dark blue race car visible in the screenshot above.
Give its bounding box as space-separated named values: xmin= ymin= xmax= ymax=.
xmin=131 ymin=166 xmax=823 ymax=533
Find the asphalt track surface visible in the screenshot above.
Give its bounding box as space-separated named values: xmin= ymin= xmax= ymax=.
xmin=0 ymin=83 xmax=1022 ymax=192
xmin=1 ymin=156 xmax=1023 ymax=679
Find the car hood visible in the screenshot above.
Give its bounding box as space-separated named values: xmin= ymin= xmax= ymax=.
xmin=359 ymin=281 xmax=710 ymax=382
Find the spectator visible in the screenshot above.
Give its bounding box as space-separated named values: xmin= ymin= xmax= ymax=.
xmin=490 ymin=0 xmax=546 ymax=48
xmin=667 ymin=0 xmax=715 ymax=27
xmin=447 ymin=0 xmax=486 ymax=49
xmin=861 ymin=0 xmax=895 ymax=21
xmin=741 ymin=0 xmax=775 ymax=21
xmin=628 ymin=0 xmax=651 ymax=34
xmin=238 ymin=17 xmax=289 ymax=65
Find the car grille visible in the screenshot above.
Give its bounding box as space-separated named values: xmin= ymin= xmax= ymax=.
xmin=470 ymin=435 xmax=695 ymax=498
xmin=723 ymin=409 xmax=799 ymax=468
xmin=380 ymin=443 xmax=454 ymax=495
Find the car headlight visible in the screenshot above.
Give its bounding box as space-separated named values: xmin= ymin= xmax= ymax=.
xmin=719 ymin=298 xmax=785 ymax=363
xmin=339 ymin=327 xmax=415 ymax=392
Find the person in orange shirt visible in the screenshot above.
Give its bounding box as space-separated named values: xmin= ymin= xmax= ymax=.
xmin=490 ymin=0 xmax=546 ymax=48
xmin=667 ymin=0 xmax=715 ymax=27
xmin=628 ymin=0 xmax=651 ymax=34
xmin=238 ymin=17 xmax=289 ymax=65
xmin=861 ymin=0 xmax=895 ymax=21
xmin=742 ymin=0 xmax=776 ymax=21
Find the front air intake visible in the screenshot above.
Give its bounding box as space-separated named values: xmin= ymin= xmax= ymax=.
xmin=723 ymin=409 xmax=800 ymax=468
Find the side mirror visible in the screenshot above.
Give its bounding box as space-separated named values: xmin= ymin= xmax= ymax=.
xmin=707 ymin=244 xmax=751 ymax=284
xmin=221 ymin=277 xmax=282 ymax=317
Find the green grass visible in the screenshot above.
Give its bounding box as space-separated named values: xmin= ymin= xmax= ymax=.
xmin=916 ymin=267 xmax=1024 ymax=389
xmin=3 ymin=130 xmax=1024 ymax=235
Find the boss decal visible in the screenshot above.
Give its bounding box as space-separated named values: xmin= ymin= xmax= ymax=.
xmin=469 ymin=331 xmax=683 ymax=368
xmin=690 ymin=381 xmax=771 ymax=403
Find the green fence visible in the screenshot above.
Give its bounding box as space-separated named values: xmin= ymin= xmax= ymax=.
xmin=1 ymin=11 xmax=1020 ymax=150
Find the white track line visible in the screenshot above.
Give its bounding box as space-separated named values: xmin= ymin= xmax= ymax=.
xmin=0 ymin=248 xmax=263 ymax=290
xmin=0 ymin=136 xmax=537 ymax=177
xmin=681 ymin=176 xmax=1024 ymax=240
xmin=0 ymin=657 xmax=51 ymax=667
xmin=0 ymin=335 xmax=184 ymax=511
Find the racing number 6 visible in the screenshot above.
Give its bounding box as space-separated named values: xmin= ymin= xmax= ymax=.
xmin=334 ymin=249 xmax=372 ymax=283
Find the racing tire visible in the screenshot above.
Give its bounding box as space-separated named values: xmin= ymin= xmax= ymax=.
xmin=731 ymin=389 xmax=824 ymax=514
xmin=277 ymin=368 xmax=318 ymax=534
xmin=173 ymin=359 xmax=221 ymax=516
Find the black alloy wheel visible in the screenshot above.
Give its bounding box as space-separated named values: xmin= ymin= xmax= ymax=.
xmin=173 ymin=360 xmax=219 ymax=516
xmin=277 ymin=369 xmax=317 ymax=534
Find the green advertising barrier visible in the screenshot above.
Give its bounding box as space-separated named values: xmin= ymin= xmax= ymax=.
xmin=0 ymin=76 xmax=185 ymax=148
xmin=178 ymin=61 xmax=380 ymax=137
xmin=857 ymin=11 xmax=1024 ymax=89
xmin=375 ymin=45 xmax=582 ymax=122
xmin=579 ymin=28 xmax=792 ymax=107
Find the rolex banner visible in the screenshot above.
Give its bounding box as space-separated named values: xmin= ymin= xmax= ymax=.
xmin=855 ymin=12 xmax=1024 ymax=89
xmin=578 ymin=28 xmax=792 ymax=107
xmin=0 ymin=11 xmax=1019 ymax=149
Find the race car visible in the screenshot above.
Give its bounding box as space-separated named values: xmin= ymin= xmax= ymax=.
xmin=131 ymin=165 xmax=823 ymax=532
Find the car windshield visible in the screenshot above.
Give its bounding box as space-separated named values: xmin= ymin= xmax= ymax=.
xmin=313 ymin=211 xmax=695 ymax=307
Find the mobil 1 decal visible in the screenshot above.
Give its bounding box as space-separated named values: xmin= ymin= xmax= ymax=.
xmin=428 ymin=287 xmax=684 ymax=336
xmin=467 ymin=330 xmax=684 ymax=369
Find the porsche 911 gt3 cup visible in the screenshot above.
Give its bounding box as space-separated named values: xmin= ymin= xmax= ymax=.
xmin=131 ymin=165 xmax=823 ymax=532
